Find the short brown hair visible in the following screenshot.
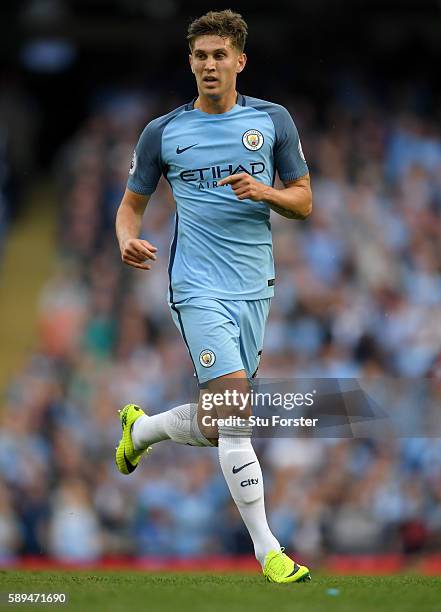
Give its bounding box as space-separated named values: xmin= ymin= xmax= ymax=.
xmin=187 ymin=9 xmax=248 ymax=53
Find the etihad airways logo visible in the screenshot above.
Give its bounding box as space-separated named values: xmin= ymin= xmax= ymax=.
xmin=179 ymin=162 xmax=265 ymax=190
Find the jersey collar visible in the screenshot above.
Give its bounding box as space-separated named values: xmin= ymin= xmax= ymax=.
xmin=185 ymin=92 xmax=246 ymax=111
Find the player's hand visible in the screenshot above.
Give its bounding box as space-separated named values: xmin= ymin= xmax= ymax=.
xmin=218 ymin=173 xmax=270 ymax=202
xmin=120 ymin=238 xmax=157 ymax=270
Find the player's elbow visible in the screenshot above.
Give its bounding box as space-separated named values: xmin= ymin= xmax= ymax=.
xmin=297 ymin=194 xmax=312 ymax=220
xmin=304 ymin=196 xmax=313 ymax=218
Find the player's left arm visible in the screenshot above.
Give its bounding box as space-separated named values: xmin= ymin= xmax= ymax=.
xmin=218 ymin=172 xmax=312 ymax=220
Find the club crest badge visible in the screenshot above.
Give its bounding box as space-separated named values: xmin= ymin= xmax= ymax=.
xmin=199 ymin=349 xmax=216 ymax=368
xmin=242 ymin=129 xmax=264 ymax=151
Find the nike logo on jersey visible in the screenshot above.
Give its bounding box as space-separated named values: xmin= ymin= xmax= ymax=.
xmin=176 ymin=144 xmax=198 ymax=154
xmin=232 ymin=461 xmax=256 ymax=474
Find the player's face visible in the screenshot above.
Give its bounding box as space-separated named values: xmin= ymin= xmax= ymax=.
xmin=189 ymin=35 xmax=246 ymax=99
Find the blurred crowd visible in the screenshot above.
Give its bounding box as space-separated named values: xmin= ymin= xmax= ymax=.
xmin=1 ymin=82 xmax=441 ymax=563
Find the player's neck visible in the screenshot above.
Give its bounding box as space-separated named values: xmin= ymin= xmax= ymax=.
xmin=194 ymin=90 xmax=238 ymax=114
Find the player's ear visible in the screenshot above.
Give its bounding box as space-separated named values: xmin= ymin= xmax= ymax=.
xmin=189 ymin=53 xmax=195 ymax=74
xmin=236 ymin=52 xmax=247 ymax=74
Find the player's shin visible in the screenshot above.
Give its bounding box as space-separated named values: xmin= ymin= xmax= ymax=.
xmin=218 ymin=421 xmax=280 ymax=566
xmin=132 ymin=403 xmax=213 ymax=449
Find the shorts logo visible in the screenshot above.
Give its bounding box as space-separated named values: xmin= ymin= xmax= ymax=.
xmin=199 ymin=349 xmax=216 ymax=368
xmin=242 ymin=129 xmax=264 ymax=151
xmin=129 ymin=150 xmax=137 ymax=175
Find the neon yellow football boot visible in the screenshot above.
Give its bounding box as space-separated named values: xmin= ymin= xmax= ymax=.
xmin=115 ymin=403 xmax=151 ymax=475
xmin=263 ymin=548 xmax=311 ymax=584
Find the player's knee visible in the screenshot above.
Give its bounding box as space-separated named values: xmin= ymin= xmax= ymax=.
xmin=197 ymin=407 xmax=218 ymax=442
xmin=198 ymin=420 xmax=219 ymax=444
xmin=200 ymin=378 xmax=252 ymax=420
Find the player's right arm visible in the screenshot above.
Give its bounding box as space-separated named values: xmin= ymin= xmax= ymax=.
xmin=116 ymin=188 xmax=157 ymax=270
xmin=117 ymin=115 xmax=164 ymax=270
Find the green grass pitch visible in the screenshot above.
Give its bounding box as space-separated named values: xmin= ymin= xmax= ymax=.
xmin=1 ymin=571 xmax=440 ymax=612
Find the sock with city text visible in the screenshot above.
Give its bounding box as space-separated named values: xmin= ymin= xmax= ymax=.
xmin=218 ymin=422 xmax=280 ymax=566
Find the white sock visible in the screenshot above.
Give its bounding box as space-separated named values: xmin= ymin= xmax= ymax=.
xmin=131 ymin=403 xmax=213 ymax=449
xmin=218 ymin=423 xmax=280 ymax=566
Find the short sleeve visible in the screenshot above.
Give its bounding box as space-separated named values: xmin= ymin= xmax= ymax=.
xmin=127 ymin=119 xmax=163 ymax=195
xmin=273 ymin=106 xmax=308 ymax=182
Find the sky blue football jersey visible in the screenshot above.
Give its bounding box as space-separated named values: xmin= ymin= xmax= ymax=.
xmin=127 ymin=93 xmax=308 ymax=303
